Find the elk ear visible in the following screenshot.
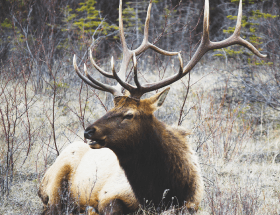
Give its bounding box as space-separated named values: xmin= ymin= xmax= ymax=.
xmin=148 ymin=87 xmax=170 ymax=110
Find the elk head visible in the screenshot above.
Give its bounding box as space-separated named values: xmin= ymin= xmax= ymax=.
xmin=83 ymin=88 xmax=170 ymax=152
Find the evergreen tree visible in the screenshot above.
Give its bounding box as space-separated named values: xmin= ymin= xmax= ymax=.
xmin=215 ymin=0 xmax=278 ymax=66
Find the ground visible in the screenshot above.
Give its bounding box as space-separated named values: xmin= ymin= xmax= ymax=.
xmin=1 ymin=61 xmax=280 ymax=214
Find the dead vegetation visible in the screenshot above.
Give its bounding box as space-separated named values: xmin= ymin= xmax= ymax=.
xmin=1 ymin=58 xmax=280 ymax=214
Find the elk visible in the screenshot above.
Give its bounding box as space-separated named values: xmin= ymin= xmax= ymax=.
xmin=73 ymin=0 xmax=266 ymax=212
xmin=38 ymin=141 xmax=138 ymax=214
xmin=40 ymin=0 xmax=267 ymax=213
xmin=73 ymin=0 xmax=267 ymax=212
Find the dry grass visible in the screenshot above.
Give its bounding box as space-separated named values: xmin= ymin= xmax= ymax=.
xmin=1 ymin=61 xmax=280 ymax=214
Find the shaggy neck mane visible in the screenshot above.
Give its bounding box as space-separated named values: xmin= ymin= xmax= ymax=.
xmin=112 ymin=116 xmax=198 ymax=208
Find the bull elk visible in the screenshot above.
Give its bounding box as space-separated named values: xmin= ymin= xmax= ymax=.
xmin=39 ymin=0 xmax=266 ymax=213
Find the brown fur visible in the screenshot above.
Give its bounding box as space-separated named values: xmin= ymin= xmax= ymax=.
xmin=38 ymin=141 xmax=138 ymax=214
xmin=84 ymin=89 xmax=203 ymax=212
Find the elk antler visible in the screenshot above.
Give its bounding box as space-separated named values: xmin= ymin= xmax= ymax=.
xmin=73 ymin=0 xmax=266 ymax=99
xmin=73 ymin=0 xmax=178 ymax=98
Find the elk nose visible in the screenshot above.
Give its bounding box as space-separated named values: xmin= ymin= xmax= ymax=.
xmin=84 ymin=127 xmax=96 ymax=139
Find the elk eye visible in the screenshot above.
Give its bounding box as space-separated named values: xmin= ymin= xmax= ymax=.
xmin=123 ymin=113 xmax=133 ymax=120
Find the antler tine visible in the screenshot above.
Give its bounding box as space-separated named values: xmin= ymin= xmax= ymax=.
xmin=84 ymin=63 xmax=122 ymax=96
xmin=73 ymin=55 xmax=123 ymax=96
xmin=138 ymin=0 xmax=176 ymax=56
xmin=90 ymin=49 xmax=114 ymax=78
xmin=73 ymin=55 xmax=106 ymax=91
xmin=119 ymin=0 xmax=128 ymax=53
xmin=133 ymin=53 xmax=142 ymax=89
xmin=134 ymin=0 xmax=179 ymax=56
xmin=202 ymin=0 xmax=210 ymax=43
xmin=143 ymin=0 xmax=152 ymax=42
xmin=235 ymin=0 xmax=242 ymax=36
xmin=111 ymin=56 xmax=136 ymax=93
xmin=178 ymin=53 xmax=183 ymax=76
xmin=148 ymin=44 xmax=179 ymax=56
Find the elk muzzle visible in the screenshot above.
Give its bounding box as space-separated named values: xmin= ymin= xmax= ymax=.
xmin=84 ymin=127 xmax=96 ymax=139
xmin=84 ymin=126 xmax=106 ymax=148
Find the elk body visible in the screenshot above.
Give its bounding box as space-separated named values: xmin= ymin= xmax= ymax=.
xmin=39 ymin=0 xmax=267 ymax=213
xmin=38 ymin=141 xmax=138 ymax=214
xmin=83 ymin=90 xmax=204 ymax=211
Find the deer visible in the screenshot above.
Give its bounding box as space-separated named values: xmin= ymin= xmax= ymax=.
xmin=38 ymin=141 xmax=138 ymax=214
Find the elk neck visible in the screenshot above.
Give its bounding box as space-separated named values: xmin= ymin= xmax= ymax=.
xmin=110 ymin=116 xmax=197 ymax=208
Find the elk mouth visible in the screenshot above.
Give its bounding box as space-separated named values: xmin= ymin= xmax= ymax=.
xmin=88 ymin=139 xmax=106 ymax=149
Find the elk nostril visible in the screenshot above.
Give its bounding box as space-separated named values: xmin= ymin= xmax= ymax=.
xmin=84 ymin=127 xmax=96 ymax=139
xmin=88 ymin=127 xmax=96 ymax=134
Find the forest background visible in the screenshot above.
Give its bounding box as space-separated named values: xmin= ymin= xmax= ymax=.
xmin=0 ymin=0 xmax=280 ymax=214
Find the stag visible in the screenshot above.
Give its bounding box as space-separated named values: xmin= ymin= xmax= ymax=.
xmin=38 ymin=141 xmax=138 ymax=214
xmin=72 ymin=0 xmax=266 ymax=213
